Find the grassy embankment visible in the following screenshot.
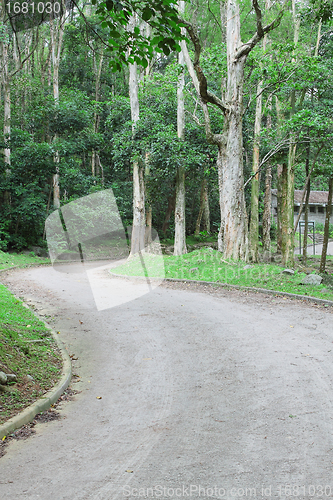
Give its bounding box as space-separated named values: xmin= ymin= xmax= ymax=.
xmin=0 ymin=249 xmax=50 ymax=271
xmin=112 ymin=246 xmax=333 ymax=302
xmin=0 ymin=250 xmax=61 ymax=425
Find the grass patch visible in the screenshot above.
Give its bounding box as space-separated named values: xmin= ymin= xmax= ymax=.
xmin=111 ymin=248 xmax=333 ymax=302
xmin=0 ymin=250 xmax=50 ymax=271
xmin=0 ymin=284 xmax=62 ymax=424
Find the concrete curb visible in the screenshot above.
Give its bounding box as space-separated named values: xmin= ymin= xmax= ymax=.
xmin=163 ymin=278 xmax=333 ymax=307
xmin=0 ymin=305 xmax=72 ymax=440
xmin=109 ymin=271 xmax=333 ymax=307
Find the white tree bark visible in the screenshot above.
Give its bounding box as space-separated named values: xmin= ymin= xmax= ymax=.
xmin=174 ymin=0 xmax=187 ymax=256
xmin=181 ymin=0 xmax=284 ymax=260
xmin=92 ymin=49 xmax=104 ymax=177
xmin=129 ymin=16 xmax=145 ymax=255
xmin=50 ymin=6 xmax=66 ymax=209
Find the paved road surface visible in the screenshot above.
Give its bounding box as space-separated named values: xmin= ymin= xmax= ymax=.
xmin=1 ymin=264 xmax=333 ymax=500
xmin=295 ymin=240 xmax=333 ymax=256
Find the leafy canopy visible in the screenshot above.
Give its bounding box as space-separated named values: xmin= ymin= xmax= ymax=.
xmin=89 ymin=0 xmax=187 ymax=71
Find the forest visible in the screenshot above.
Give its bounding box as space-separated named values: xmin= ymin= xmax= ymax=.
xmin=1 ymin=0 xmax=333 ymax=267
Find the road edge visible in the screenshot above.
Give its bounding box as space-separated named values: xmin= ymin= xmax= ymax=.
xmin=0 ymin=311 xmax=72 ymax=440
xmin=109 ymin=271 xmax=333 ymax=307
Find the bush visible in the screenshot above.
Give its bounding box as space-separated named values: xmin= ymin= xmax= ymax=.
xmin=315 ymin=222 xmax=333 ymax=238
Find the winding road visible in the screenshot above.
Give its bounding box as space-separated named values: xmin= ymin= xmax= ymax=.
xmin=1 ymin=264 xmax=333 ymax=500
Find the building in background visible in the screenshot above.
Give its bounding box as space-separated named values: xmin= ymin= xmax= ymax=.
xmin=271 ymin=190 xmax=331 ymax=227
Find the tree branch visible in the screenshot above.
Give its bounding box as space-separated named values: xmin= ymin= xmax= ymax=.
xmin=235 ymin=0 xmax=287 ymax=60
xmin=10 ymin=28 xmax=39 ymax=79
xmin=180 ymin=18 xmax=229 ymax=113
xmin=244 ymin=136 xmax=290 ymax=188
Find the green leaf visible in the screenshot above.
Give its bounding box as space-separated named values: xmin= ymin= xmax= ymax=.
xmin=142 ymin=7 xmax=154 ymax=21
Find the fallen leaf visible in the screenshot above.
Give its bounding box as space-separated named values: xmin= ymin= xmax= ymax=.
xmin=26 ymin=325 xmax=31 ymax=328
xmin=2 ymin=436 xmax=6 ymax=441
xmin=142 ymin=358 xmax=152 ymax=361
xmin=96 ymin=396 xmax=102 ymax=399
xmin=57 ymin=331 xmax=61 ymax=334
xmin=126 ymin=470 xmax=133 ymax=473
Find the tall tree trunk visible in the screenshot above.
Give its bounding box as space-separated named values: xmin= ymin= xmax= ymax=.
xmin=202 ymin=179 xmax=210 ymax=232
xmin=129 ymin=17 xmax=145 ymax=255
xmin=174 ymin=0 xmax=187 ymax=256
xmin=1 ymin=27 xmax=11 ymax=204
xmin=281 ymin=0 xmax=300 ymax=266
xmin=195 ymin=178 xmax=210 ymax=236
xmin=219 ymin=0 xmax=248 ymax=259
xmin=249 ymin=77 xmax=262 ymax=262
xmin=302 ymin=179 xmax=310 ymax=263
xmin=250 ymin=14 xmax=270 ymax=260
xmin=50 ymin=8 xmax=65 ymax=209
xmin=182 ymin=0 xmax=284 ymax=260
xmin=302 ymin=142 xmax=311 ymax=263
xmin=262 ymin=98 xmax=272 ymax=254
xmin=278 ymin=163 xmax=288 ymax=258
xmin=162 ymin=190 xmax=176 ymax=235
xmin=319 ymin=176 xmax=333 ymax=273
xmin=144 ymin=152 xmax=152 ymax=245
xmin=92 ymin=49 xmax=104 ymax=177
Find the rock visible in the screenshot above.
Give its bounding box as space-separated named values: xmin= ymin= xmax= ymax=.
xmin=320 ymin=288 xmax=330 ymax=294
xmin=190 ymin=267 xmax=199 ymax=273
xmin=301 ymin=274 xmax=323 ymax=286
xmin=282 ymin=269 xmax=295 ymax=275
xmin=0 ymin=371 xmax=7 ymax=384
xmin=243 ymin=265 xmax=253 ymax=270
xmin=26 ymin=374 xmax=34 ymax=382
xmin=6 ymin=373 xmax=17 ymax=382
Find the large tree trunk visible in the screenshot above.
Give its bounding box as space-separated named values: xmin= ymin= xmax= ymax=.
xmin=174 ymin=0 xmax=187 ymax=256
xmin=320 ymin=176 xmax=333 ymax=273
xmin=129 ymin=23 xmax=145 ymax=255
xmin=182 ymin=0 xmax=284 ymax=261
xmin=219 ymin=1 xmax=248 ymax=259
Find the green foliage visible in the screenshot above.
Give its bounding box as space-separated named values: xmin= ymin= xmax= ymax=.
xmin=91 ymin=0 xmax=187 ymax=71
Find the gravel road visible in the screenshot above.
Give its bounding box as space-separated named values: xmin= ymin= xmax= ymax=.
xmin=1 ymin=264 xmax=333 ymax=500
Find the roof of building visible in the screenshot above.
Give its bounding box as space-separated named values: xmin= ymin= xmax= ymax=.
xmin=271 ymin=189 xmax=329 ymax=205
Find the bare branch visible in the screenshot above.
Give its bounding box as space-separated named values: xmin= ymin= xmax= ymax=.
xmin=180 ymin=18 xmax=229 ymax=113
xmin=235 ymin=0 xmax=287 ymax=60
xmin=185 ymin=109 xmax=204 ymax=127
xmin=10 ymin=28 xmax=40 ymax=78
xmin=244 ymin=136 xmax=290 ymax=188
